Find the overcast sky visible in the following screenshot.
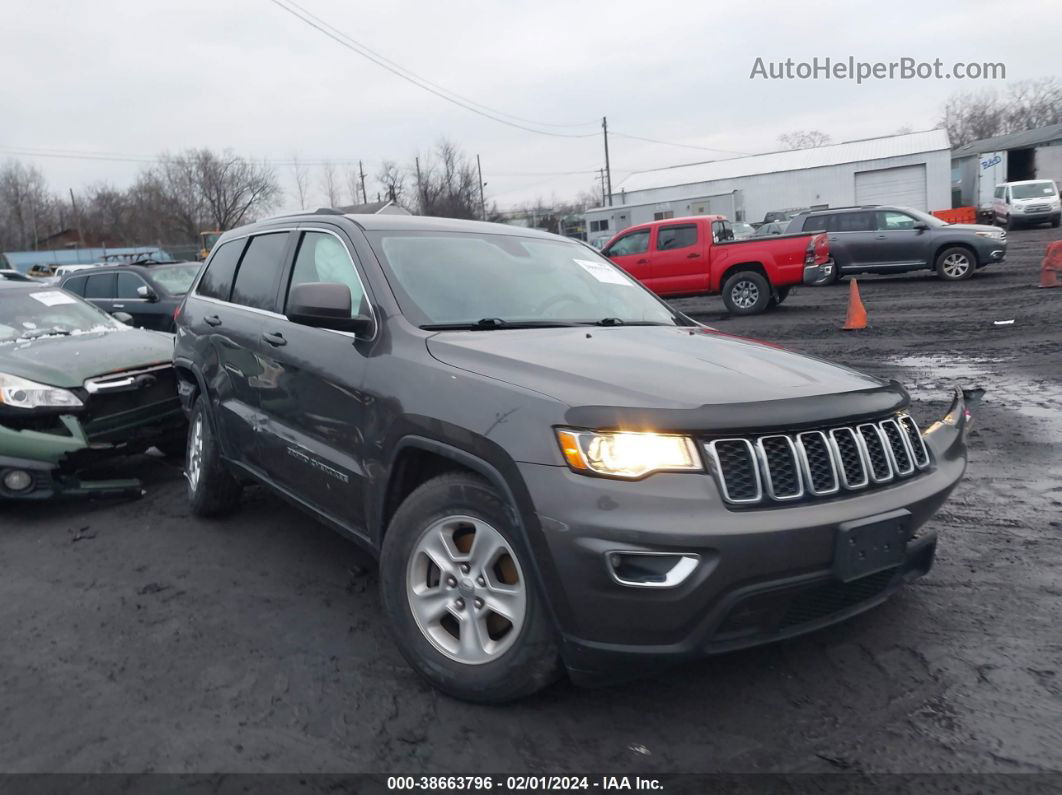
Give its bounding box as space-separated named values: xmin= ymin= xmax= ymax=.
xmin=3 ymin=0 xmax=1059 ymax=211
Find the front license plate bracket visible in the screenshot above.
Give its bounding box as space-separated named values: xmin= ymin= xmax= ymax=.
xmin=834 ymin=509 xmax=911 ymax=582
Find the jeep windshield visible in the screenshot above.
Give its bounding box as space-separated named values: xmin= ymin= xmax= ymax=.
xmin=0 ymin=288 xmax=126 ymax=344
xmin=366 ymin=231 xmax=681 ymax=329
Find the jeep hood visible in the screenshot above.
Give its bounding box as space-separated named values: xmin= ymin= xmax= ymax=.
xmin=427 ymin=326 xmax=907 ymax=432
xmin=0 ymin=328 xmax=174 ymax=388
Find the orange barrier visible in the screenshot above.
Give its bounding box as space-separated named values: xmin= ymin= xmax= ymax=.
xmin=842 ymin=279 xmax=868 ymax=330
xmin=932 ymin=207 xmax=978 ymax=224
xmin=1042 ymin=241 xmax=1062 ymax=288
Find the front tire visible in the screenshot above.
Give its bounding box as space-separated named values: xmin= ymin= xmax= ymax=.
xmin=1051 ymin=214 xmax=1060 ymax=228
xmin=380 ymin=472 xmax=561 ymax=703
xmin=935 ymin=247 xmax=976 ymax=281
xmin=721 ymin=271 xmax=771 ymax=315
xmin=186 ymin=396 xmax=242 ymax=517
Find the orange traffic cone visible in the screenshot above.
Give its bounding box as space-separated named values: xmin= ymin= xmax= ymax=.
xmin=1040 ymin=241 xmax=1062 ymax=288
xmin=842 ymin=279 xmax=868 ymax=330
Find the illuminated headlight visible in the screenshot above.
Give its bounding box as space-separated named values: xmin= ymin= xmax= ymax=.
xmin=0 ymin=373 xmax=82 ymax=409
xmin=555 ymin=429 xmax=702 ymax=479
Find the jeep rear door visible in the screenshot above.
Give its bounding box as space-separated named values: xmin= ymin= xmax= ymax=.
xmin=194 ymin=232 xmax=292 ymax=469
xmin=254 ymin=226 xmax=372 ymax=534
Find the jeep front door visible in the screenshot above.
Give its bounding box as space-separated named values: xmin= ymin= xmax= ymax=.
xmin=255 ymin=228 xmax=372 ymax=534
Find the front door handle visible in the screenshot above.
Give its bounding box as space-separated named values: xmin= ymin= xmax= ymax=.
xmin=875 ymin=234 xmax=887 ymax=239
xmin=687 ymin=252 xmax=701 ymax=259
xmin=636 ymin=258 xmax=649 ymax=265
xmin=204 ymin=314 xmax=222 ymax=327
xmin=262 ymin=331 xmax=287 ymax=347
xmin=113 ymin=303 xmax=125 ymax=309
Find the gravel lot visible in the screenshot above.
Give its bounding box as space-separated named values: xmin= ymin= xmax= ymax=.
xmin=1 ymin=227 xmax=1060 ymax=775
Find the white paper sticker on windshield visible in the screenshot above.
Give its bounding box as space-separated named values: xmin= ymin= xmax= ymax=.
xmin=574 ymin=258 xmax=632 ymax=286
xmin=29 ymin=291 xmax=77 ymax=306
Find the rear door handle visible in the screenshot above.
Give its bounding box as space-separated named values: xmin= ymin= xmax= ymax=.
xmin=875 ymin=234 xmax=887 ymax=239
xmin=262 ymin=331 xmax=287 ymax=347
xmin=204 ymin=314 xmax=222 ymax=327
xmin=636 ymin=258 xmax=649 ymax=265
xmin=113 ymin=303 xmax=125 ymax=309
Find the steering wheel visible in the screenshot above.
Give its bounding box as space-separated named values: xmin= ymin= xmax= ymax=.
xmin=533 ymin=293 xmax=586 ymax=317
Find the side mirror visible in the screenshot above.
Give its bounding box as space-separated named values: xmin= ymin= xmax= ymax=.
xmin=287 ymin=282 xmax=373 ymax=335
xmin=112 ymin=311 xmax=134 ymax=325
xmin=137 ymin=285 xmax=159 ymax=302
xmin=913 ymin=222 xmax=929 ymax=231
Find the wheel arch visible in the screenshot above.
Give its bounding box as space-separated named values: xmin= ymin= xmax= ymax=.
xmin=718 ymin=260 xmax=768 ymax=291
xmin=933 ymin=241 xmax=979 ymax=269
xmin=375 ymin=434 xmax=573 ymax=636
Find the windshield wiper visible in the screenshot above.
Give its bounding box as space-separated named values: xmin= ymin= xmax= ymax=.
xmin=20 ymin=327 xmax=73 ymax=340
xmin=420 ymin=318 xmax=582 ymax=331
xmin=592 ymin=318 xmax=673 ymax=326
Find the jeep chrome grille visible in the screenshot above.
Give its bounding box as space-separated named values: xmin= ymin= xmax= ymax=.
xmin=705 ymin=414 xmax=930 ymax=506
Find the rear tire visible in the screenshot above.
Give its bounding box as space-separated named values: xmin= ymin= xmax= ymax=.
xmin=380 ymin=472 xmax=561 ymax=703
xmin=186 ymin=396 xmax=242 ymax=517
xmin=721 ymin=271 xmax=771 ymax=315
xmin=935 ymin=247 xmax=976 ymax=281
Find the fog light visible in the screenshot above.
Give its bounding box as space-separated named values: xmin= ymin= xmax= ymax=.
xmin=606 ymin=551 xmax=699 ymax=588
xmin=2 ymin=469 xmax=34 ymax=493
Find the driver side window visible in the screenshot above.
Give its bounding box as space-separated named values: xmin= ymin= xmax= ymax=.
xmin=605 ymin=229 xmax=649 ymax=257
xmin=287 ymin=231 xmax=367 ymax=317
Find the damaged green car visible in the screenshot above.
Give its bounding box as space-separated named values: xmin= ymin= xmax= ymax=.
xmin=0 ymin=281 xmax=185 ymax=500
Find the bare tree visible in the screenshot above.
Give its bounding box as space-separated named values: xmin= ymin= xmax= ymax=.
xmin=0 ymin=160 xmax=56 ymax=250
xmin=319 ymin=161 xmax=341 ymax=208
xmin=777 ymin=130 xmax=832 ymax=150
xmin=290 ymin=154 xmax=310 ymax=209
xmin=376 ymin=160 xmax=406 ymax=205
xmin=415 ymin=139 xmax=481 ymax=219
xmin=941 ymin=77 xmax=1062 ymax=146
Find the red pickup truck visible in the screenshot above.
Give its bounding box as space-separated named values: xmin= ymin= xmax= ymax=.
xmin=601 ymin=215 xmax=832 ymax=315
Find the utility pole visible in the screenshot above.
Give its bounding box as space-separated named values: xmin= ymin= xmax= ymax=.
xmin=476 ymin=154 xmax=487 ymax=220
xmin=358 ymin=160 xmax=368 ymax=205
xmin=598 ymin=168 xmax=607 ymax=206
xmin=69 ymin=187 xmax=83 ymax=249
xmin=602 ymin=116 xmax=613 ymax=207
xmin=415 ymin=156 xmax=424 ymax=213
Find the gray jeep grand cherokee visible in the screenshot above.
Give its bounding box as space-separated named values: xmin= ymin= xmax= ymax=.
xmin=174 ymin=211 xmax=969 ymax=702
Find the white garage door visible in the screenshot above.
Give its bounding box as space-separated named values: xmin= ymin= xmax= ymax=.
xmin=855 ymin=164 xmax=928 ymax=209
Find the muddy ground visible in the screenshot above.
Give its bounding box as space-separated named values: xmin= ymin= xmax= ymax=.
xmin=1 ymin=226 xmax=1060 ymax=775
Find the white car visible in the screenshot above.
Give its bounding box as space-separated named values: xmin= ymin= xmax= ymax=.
xmin=992 ymin=180 xmax=1061 ymax=229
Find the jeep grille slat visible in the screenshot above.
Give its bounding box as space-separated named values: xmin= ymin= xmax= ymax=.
xmin=705 ymin=414 xmax=930 ymax=507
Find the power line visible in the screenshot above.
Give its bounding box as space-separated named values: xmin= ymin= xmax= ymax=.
xmin=609 ymin=132 xmax=750 ymax=155
xmin=277 ymin=0 xmax=600 ymax=130
xmin=265 ymin=0 xmax=599 ymax=139
xmin=265 ymin=0 xmax=752 ymax=157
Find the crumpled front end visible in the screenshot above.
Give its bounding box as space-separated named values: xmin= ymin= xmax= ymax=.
xmin=0 ymin=364 xmax=185 ymax=500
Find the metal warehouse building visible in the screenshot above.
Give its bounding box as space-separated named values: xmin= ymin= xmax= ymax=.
xmin=584 ymin=129 xmax=951 ymax=238
xmin=951 ymin=123 xmax=1062 ymax=210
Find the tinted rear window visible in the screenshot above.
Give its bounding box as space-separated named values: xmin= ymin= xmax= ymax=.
xmin=64 ymin=276 xmax=87 ymax=296
xmin=196 ymin=240 xmax=244 ymax=301
xmin=231 ymin=233 xmax=291 ymax=311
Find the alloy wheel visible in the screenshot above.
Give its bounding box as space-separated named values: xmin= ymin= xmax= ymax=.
xmin=731 ymin=280 xmax=760 ymax=309
xmin=942 ymin=253 xmax=971 ymax=278
xmin=187 ymin=415 xmax=203 ymax=492
xmin=406 ymin=515 xmax=526 ymax=665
